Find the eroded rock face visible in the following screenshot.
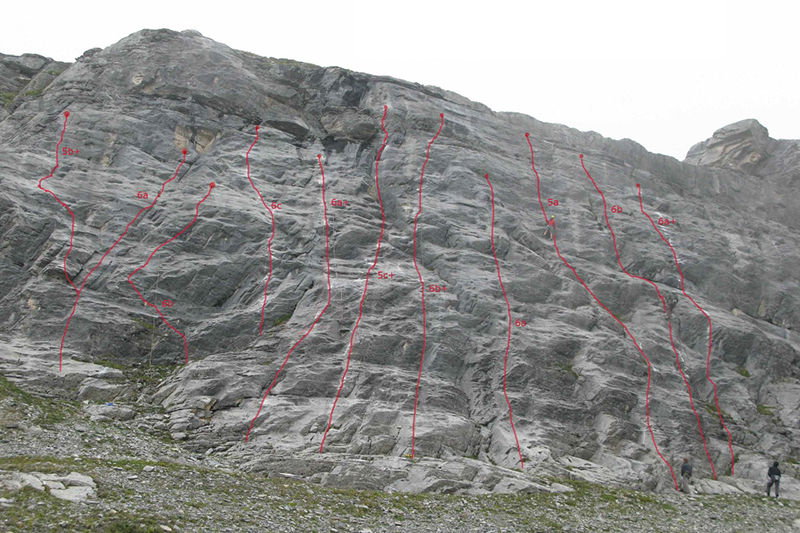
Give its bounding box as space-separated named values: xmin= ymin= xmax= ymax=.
xmin=0 ymin=29 xmax=798 ymax=494
xmin=685 ymin=119 xmax=772 ymax=173
xmin=0 ymin=53 xmax=69 ymax=121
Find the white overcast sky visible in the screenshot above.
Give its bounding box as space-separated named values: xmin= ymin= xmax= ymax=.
xmin=3 ymin=0 xmax=797 ymax=159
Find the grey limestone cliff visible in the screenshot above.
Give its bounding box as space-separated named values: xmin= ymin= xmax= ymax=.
xmin=1 ymin=29 xmax=798 ymax=496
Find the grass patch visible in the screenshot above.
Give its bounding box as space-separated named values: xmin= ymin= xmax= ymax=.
xmin=631 ymin=493 xmax=658 ymax=504
xmin=557 ymin=363 xmax=579 ymax=379
xmin=273 ymin=313 xmax=292 ymax=327
xmin=103 ymin=519 xmax=165 ymax=532
xmin=103 ymin=458 xmax=185 ymax=472
xmin=0 ymin=455 xmax=198 ymax=479
xmin=24 ymin=89 xmax=43 ymax=97
xmin=0 ymin=455 xmax=74 ymax=474
xmin=703 ymin=402 xmax=732 ymax=421
xmin=0 ymin=483 xmax=169 ymax=532
xmin=131 ymin=317 xmax=158 ymax=331
xmin=0 ymin=486 xmax=68 ymax=529
xmin=125 ymin=363 xmax=174 ymax=387
xmin=0 ymin=375 xmax=77 ymax=425
xmin=94 ymin=358 xmax=127 ymax=371
xmin=735 ymin=367 xmax=751 ymax=377
xmin=756 ymin=404 xmax=775 ymax=416
xmin=5 ymin=456 xmax=797 ymax=532
xmin=1 ymin=91 xmax=16 ymax=107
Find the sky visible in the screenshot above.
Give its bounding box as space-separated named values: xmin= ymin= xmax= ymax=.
xmin=2 ymin=0 xmax=797 ymax=159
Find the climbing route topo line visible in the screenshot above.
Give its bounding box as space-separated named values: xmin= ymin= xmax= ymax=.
xmin=525 ymin=134 xmax=679 ymax=490
xmin=244 ymin=153 xmax=333 ymax=442
xmin=579 ymin=156 xmax=717 ymax=479
xmin=56 ymin=149 xmax=188 ymax=372
xmin=127 ymin=182 xmax=216 ymax=364
xmin=637 ymin=183 xmax=736 ymax=475
xmin=410 ymin=112 xmax=445 ymax=459
xmin=244 ymin=125 xmax=277 ymax=336
xmin=37 ymin=111 xmax=78 ymax=293
xmin=319 ymin=105 xmax=390 ymax=453
xmin=484 ymin=172 xmax=525 ymax=469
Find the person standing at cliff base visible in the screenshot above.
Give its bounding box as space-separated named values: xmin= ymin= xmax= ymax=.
xmin=680 ymin=458 xmax=693 ymax=493
xmin=766 ymin=461 xmax=781 ymax=498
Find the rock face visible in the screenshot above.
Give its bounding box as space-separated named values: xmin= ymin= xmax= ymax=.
xmin=0 ymin=53 xmax=69 ymax=122
xmin=1 ymin=29 xmax=799 ymax=494
xmin=685 ymin=119 xmax=772 ymax=173
xmin=0 ymin=470 xmax=97 ymax=502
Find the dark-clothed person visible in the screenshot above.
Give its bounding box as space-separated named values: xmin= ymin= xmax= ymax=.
xmin=767 ymin=461 xmax=781 ymax=497
xmin=680 ymin=458 xmax=693 ymax=493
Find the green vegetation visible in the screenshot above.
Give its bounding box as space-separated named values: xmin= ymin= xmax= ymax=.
xmin=556 ymin=479 xmax=679 ymax=513
xmin=0 ymin=456 xmax=195 ymax=477
xmin=91 ymin=353 xmax=174 ymax=391
xmin=736 ymin=367 xmax=751 ymax=377
xmin=131 ymin=317 xmax=158 ymax=331
xmin=124 ymin=363 xmax=175 ymax=389
xmin=130 ymin=316 xmax=174 ymax=367
xmin=103 ymin=458 xmax=185 ymax=472
xmin=95 ymin=357 xmax=127 ymax=370
xmin=599 ymin=492 xmax=617 ymax=503
xmin=0 ymin=375 xmax=77 ymax=425
xmin=2 ymin=454 xmax=799 ymax=531
xmin=1 ymin=91 xmax=16 ymax=107
xmin=273 ymin=313 xmax=293 ymax=327
xmin=0 ymin=482 xmax=164 ymax=533
xmin=103 ymin=520 xmax=164 ymax=533
xmin=703 ymin=402 xmax=732 ymax=421
xmin=0 ymin=486 xmax=67 ymax=531
xmin=757 ymin=404 xmax=775 ymax=416
xmin=24 ymin=89 xmax=43 ymax=97
xmin=557 ymin=362 xmax=579 ymax=379
xmin=0 ymin=455 xmax=71 ymax=474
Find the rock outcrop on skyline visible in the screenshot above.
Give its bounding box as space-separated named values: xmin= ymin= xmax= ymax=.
xmin=1 ymin=29 xmax=798 ymax=495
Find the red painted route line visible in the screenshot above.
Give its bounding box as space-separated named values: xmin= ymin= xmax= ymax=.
xmin=319 ymin=105 xmax=390 ymax=453
xmin=579 ymin=157 xmax=717 ymax=479
xmin=127 ymin=183 xmax=216 ymax=364
xmin=57 ymin=149 xmax=188 ymax=372
xmin=637 ymin=184 xmax=736 ymax=475
xmin=244 ymin=125 xmax=276 ymax=335
xmin=410 ymin=113 xmax=445 ymax=459
xmin=524 ymin=134 xmax=679 ymax=490
xmin=37 ymin=111 xmax=77 ymax=292
xmin=244 ymin=154 xmax=333 ymax=442
xmin=484 ymin=173 xmax=525 ymax=469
